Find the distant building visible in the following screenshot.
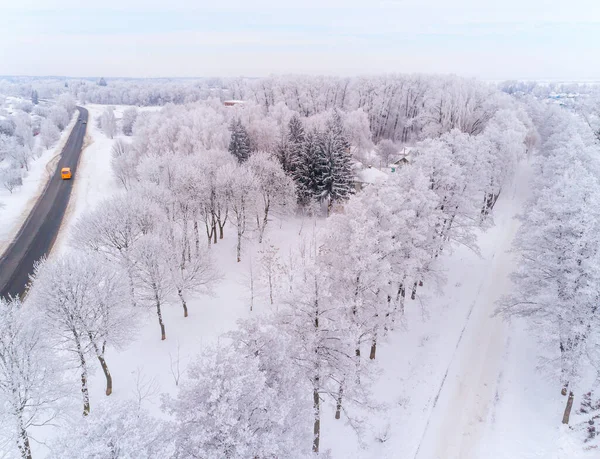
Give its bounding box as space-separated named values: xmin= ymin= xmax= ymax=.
xmin=389 ymin=146 xmax=413 ymax=172
xmin=223 ymin=100 xmax=245 ymax=107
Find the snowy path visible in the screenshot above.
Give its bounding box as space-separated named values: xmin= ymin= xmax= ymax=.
xmin=414 ymin=161 xmax=532 ymax=459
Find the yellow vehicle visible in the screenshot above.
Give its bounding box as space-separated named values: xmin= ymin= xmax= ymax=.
xmin=61 ymin=167 xmax=72 ymax=180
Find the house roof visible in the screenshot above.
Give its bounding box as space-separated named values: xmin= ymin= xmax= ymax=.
xmin=356 ymin=166 xmax=388 ymax=184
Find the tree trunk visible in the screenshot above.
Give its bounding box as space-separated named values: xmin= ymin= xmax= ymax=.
xmin=73 ymin=332 xmax=90 ymax=415
xmin=127 ymin=264 xmax=136 ymax=308
xmin=313 ymin=386 xmax=320 ymax=453
xmin=79 ymin=355 xmax=90 ymax=415
xmin=370 ymin=337 xmax=377 ymax=360
xmin=178 ymin=288 xmax=188 ymax=318
xmin=97 ymin=355 xmax=113 ymax=396
xmin=155 ymin=295 xmax=166 ymax=340
xmin=17 ymin=415 xmax=32 ymax=459
xmin=335 ymin=384 xmax=343 ymax=420
xmin=237 ymin=227 xmax=242 ymax=263
xmin=194 ymin=220 xmax=200 ymax=256
xmin=212 ymin=223 xmax=217 ymax=244
xmin=562 ymin=391 xmax=574 ymax=424
xmin=411 ymin=281 xmax=418 ymax=300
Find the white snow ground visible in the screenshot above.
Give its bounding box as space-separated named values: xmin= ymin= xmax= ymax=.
xmin=0 ymin=113 xmax=77 ymax=256
xmin=32 ymin=117 xmax=592 ymax=459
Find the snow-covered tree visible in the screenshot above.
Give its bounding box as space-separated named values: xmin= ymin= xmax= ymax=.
xmin=166 ymin=324 xmax=310 ymax=458
xmin=294 ymin=129 xmax=321 ymax=207
xmin=220 ymin=164 xmax=257 ymax=262
xmin=131 ymin=234 xmax=174 ymax=340
xmin=315 ymin=111 xmax=354 ymax=212
xmin=111 ymin=139 xmax=139 ymax=190
xmin=40 ymin=118 xmax=60 ymax=149
xmin=228 ymin=118 xmax=252 ymax=163
xmin=49 ymin=400 xmax=174 ymax=459
xmin=167 ymin=236 xmax=220 ymax=318
xmin=31 ymin=89 xmax=39 ymax=105
xmin=30 ymin=254 xmax=134 ymax=403
xmin=101 ymin=107 xmax=117 ymax=139
xmin=247 ymin=152 xmax=296 ymax=242
xmin=49 ymin=105 xmax=70 ymax=131
xmin=0 ymin=297 xmax=65 ymax=459
xmin=121 ymin=107 xmax=138 ymax=136
xmin=71 ymin=194 xmax=160 ymax=308
xmin=258 ymin=243 xmax=282 ymax=305
xmin=376 ymin=139 xmax=397 ymax=168
xmin=1 ymin=167 xmax=23 ymax=193
xmin=277 ymin=114 xmax=305 ymax=174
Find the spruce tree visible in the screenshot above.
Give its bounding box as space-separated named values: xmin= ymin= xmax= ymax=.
xmin=31 ymin=90 xmax=39 ymax=105
xmin=293 ymin=129 xmax=320 ymax=206
xmin=276 ymin=114 xmax=305 ymax=174
xmin=98 ymin=77 xmax=108 ymax=86
xmin=315 ymin=111 xmax=354 ymax=211
xmin=228 ymin=118 xmax=252 ymax=163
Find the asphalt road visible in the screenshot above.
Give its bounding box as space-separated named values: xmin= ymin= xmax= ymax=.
xmin=0 ymin=106 xmax=88 ymax=299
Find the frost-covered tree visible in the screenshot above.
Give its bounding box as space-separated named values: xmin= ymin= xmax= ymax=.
xmin=132 ymin=234 xmax=174 ymax=340
xmin=40 ymin=118 xmax=60 ymax=149
xmin=49 ymin=105 xmax=70 ymax=131
xmin=167 ymin=236 xmax=220 ymax=318
xmin=247 ymin=152 xmax=296 ymax=242
xmin=166 ymin=323 xmax=310 ymax=458
xmin=31 ymin=89 xmax=39 ymax=105
xmin=121 ymin=107 xmax=138 ymax=136
xmin=277 ymin=114 xmax=305 ymax=174
xmin=30 ymin=254 xmax=134 ymax=403
xmin=111 ymin=139 xmax=140 ymax=190
xmin=315 ymin=111 xmax=354 ymax=212
xmin=0 ymin=297 xmax=65 ymax=459
xmin=100 ymin=107 xmax=117 ymax=139
xmin=376 ymin=139 xmax=397 ymax=168
xmin=293 ymin=129 xmax=321 ymax=207
xmin=71 ymin=194 xmax=159 ymax=307
xmin=258 ymin=244 xmax=282 ymax=305
xmin=498 ymin=105 xmax=600 ymax=425
xmin=1 ymin=167 xmax=23 ymax=193
xmin=278 ymin=238 xmax=369 ymax=452
xmin=221 ymin=164 xmax=257 ymax=262
xmin=49 ymin=400 xmax=174 ymax=459
xmin=228 ymin=118 xmax=252 ymax=163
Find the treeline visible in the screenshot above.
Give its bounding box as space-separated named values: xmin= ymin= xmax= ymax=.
xmin=0 ymin=93 xmax=77 ymax=198
xmin=498 ymin=98 xmax=600 ymax=443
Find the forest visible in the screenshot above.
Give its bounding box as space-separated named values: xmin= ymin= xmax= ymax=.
xmin=2 ymin=74 xmax=600 ymax=458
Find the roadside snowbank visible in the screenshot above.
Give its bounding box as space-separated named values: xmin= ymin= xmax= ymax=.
xmin=0 ymin=112 xmax=77 ymax=257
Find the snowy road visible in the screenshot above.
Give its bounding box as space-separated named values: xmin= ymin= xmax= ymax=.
xmin=415 ymin=161 xmax=531 ymax=459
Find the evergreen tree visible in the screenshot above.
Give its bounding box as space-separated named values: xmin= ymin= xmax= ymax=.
xmin=276 ymin=115 xmax=305 ymax=174
xmin=315 ymin=111 xmax=354 ymax=211
xmin=293 ymin=129 xmax=320 ymax=206
xmin=287 ymin=114 xmax=305 ymax=172
xmin=228 ymin=118 xmax=252 ymax=163
xmin=31 ymin=89 xmax=39 ymax=105
xmin=98 ymin=77 xmax=107 ymax=86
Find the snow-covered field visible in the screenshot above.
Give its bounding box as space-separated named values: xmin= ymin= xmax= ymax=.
xmin=39 ymin=105 xmax=589 ymax=459
xmin=0 ymin=112 xmax=77 ymax=256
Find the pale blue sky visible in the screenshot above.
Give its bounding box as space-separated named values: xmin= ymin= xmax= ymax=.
xmin=1 ymin=0 xmax=599 ymax=79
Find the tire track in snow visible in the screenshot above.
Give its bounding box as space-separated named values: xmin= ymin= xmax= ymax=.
xmin=413 ymin=161 xmax=530 ymax=459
